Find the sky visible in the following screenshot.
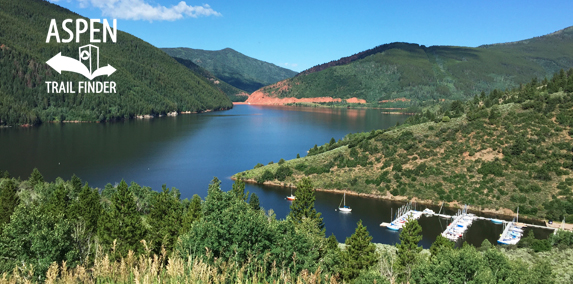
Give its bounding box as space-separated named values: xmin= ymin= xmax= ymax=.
xmin=49 ymin=0 xmax=573 ymax=72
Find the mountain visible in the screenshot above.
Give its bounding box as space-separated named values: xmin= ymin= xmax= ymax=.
xmin=236 ymin=69 xmax=573 ymax=221
xmin=0 ymin=0 xmax=232 ymax=126
xmin=161 ymin=47 xmax=298 ymax=93
xmin=172 ymin=57 xmax=249 ymax=102
xmin=248 ymin=27 xmax=573 ymax=105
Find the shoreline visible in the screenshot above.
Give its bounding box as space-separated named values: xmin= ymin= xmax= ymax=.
xmin=233 ymin=102 xmax=416 ymax=113
xmin=233 ymin=176 xmax=549 ymax=225
xmin=8 ymin=107 xmax=233 ymax=128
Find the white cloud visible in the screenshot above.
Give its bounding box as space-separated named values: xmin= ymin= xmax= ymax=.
xmin=284 ymin=63 xmax=298 ymax=68
xmin=59 ymin=0 xmax=221 ymax=21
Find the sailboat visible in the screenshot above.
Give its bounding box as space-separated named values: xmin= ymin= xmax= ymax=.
xmin=286 ymin=188 xmax=296 ymax=201
xmin=338 ymin=192 xmax=352 ymax=212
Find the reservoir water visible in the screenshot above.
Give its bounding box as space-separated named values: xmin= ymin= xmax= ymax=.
xmin=0 ymin=105 xmax=552 ymax=247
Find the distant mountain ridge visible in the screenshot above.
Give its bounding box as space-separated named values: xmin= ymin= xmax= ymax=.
xmin=161 ymin=47 xmax=297 ymax=93
xmin=250 ymin=26 xmax=573 ymax=105
xmin=172 ymin=57 xmax=249 ymax=102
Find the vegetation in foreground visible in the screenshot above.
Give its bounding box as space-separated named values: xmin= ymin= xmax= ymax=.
xmin=0 ymin=0 xmax=232 ymax=126
xmin=1 ymin=170 xmax=573 ymax=283
xmin=255 ymin=27 xmax=573 ymax=105
xmin=238 ymin=69 xmax=573 ymax=222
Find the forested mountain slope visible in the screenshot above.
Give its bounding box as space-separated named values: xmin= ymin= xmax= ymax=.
xmin=162 ymin=47 xmax=298 ymax=93
xmin=251 ymin=27 xmax=573 ymax=104
xmin=237 ymin=69 xmax=573 ymax=221
xmin=172 ymin=57 xmax=249 ymax=102
xmin=0 ymin=0 xmax=232 ymax=125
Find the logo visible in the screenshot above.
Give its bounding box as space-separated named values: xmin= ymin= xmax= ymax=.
xmin=45 ymin=19 xmax=118 ymax=94
xmin=47 ymin=44 xmax=116 ymax=80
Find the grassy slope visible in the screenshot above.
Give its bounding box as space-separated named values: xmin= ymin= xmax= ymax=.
xmin=172 ymin=57 xmax=249 ymax=102
xmin=0 ymin=0 xmax=232 ymax=125
xmin=256 ymin=27 xmax=573 ymax=104
xmin=236 ymin=71 xmax=573 ymax=220
xmin=161 ymin=47 xmax=298 ymax=93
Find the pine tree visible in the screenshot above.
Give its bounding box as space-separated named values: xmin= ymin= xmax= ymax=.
xmin=70 ymin=174 xmax=82 ymax=196
xmin=148 ymin=184 xmax=182 ymax=254
xmin=297 ymin=153 xmax=300 ymax=158
xmin=0 ymin=178 xmax=19 ymax=228
xmin=69 ymin=184 xmax=102 ymax=234
xmin=249 ymin=192 xmax=260 ymax=210
xmin=288 ymin=178 xmax=324 ymax=229
xmin=29 ymin=168 xmax=44 ymax=187
xmin=396 ymin=217 xmax=423 ymax=283
xmin=231 ymin=178 xmax=247 ymax=201
xmin=341 ymin=220 xmax=378 ymax=281
xmin=429 ymin=235 xmax=453 ymax=257
xmin=329 ymin=137 xmax=336 ymax=145
xmin=46 ymin=183 xmax=70 ymax=217
xmin=97 ymin=180 xmax=147 ymax=259
xmin=180 ymin=194 xmax=202 ymax=235
xmin=326 ymin=233 xmax=339 ymax=251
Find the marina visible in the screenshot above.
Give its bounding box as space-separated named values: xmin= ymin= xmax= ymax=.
xmin=381 ymin=203 xmax=560 ymax=244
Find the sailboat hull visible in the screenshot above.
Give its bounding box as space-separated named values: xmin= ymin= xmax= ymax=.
xmin=338 ymin=207 xmax=352 ymax=212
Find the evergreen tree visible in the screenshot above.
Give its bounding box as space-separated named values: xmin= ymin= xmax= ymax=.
xmin=396 ymin=217 xmax=423 ymax=283
xmin=341 ymin=220 xmax=378 ymax=281
xmin=330 ymin=137 xmax=336 ymax=145
xmin=297 ymin=153 xmax=300 ymax=158
xmin=326 ymin=233 xmax=339 ymax=251
xmin=231 ymin=178 xmax=248 ymax=201
xmin=429 ymin=235 xmax=453 ymax=257
xmin=288 ymin=178 xmax=324 ymax=229
xmin=29 ymin=168 xmax=44 ymax=187
xmin=69 ymin=184 xmax=102 ymax=234
xmin=148 ymin=184 xmax=182 ymax=254
xmin=70 ymin=174 xmax=82 ymax=197
xmin=2 ymin=171 xmax=9 ymax=179
xmin=203 ymin=177 xmax=225 ymax=217
xmin=46 ymin=183 xmax=70 ymax=217
xmin=249 ymin=192 xmax=260 ymax=210
xmin=180 ymin=194 xmax=202 ymax=235
xmin=0 ymin=178 xmax=19 ymax=228
xmin=97 ymin=180 xmax=146 ymax=259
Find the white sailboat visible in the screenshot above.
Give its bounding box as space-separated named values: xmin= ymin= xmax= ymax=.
xmin=338 ymin=192 xmax=352 ymax=212
xmin=286 ymin=188 xmax=296 ymax=201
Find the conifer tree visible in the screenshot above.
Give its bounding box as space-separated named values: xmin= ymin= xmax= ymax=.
xmin=341 ymin=220 xmax=378 ymax=281
xmin=249 ymin=192 xmax=260 ymax=210
xmin=0 ymin=178 xmax=19 ymax=228
xmin=326 ymin=233 xmax=339 ymax=251
xmin=46 ymin=183 xmax=70 ymax=217
xmin=429 ymin=235 xmax=453 ymax=257
xmin=396 ymin=217 xmax=423 ymax=283
xmin=148 ymin=184 xmax=182 ymax=254
xmin=204 ymin=177 xmax=224 ymax=217
xmin=231 ymin=178 xmax=248 ymax=201
xmin=288 ymin=178 xmax=324 ymax=229
xmin=69 ymin=184 xmax=102 ymax=234
xmin=29 ymin=168 xmax=44 ymax=188
xmin=97 ymin=180 xmax=146 ymax=259
xmin=180 ymin=194 xmax=202 ymax=235
xmin=71 ymin=174 xmax=82 ymax=197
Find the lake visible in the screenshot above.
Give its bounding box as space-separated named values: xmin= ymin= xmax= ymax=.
xmin=0 ymin=105 xmax=553 ymax=247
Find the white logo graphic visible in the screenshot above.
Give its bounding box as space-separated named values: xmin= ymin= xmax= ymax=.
xmin=46 ymin=44 xmax=116 ymax=80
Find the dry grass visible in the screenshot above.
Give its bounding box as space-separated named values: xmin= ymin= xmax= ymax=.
xmin=0 ymin=248 xmax=338 ymax=284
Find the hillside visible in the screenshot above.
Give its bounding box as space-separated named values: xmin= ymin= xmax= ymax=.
xmin=236 ymin=69 xmax=573 ymax=221
xmin=161 ymin=47 xmax=298 ymax=93
xmin=172 ymin=57 xmax=249 ymax=102
xmin=249 ymin=27 xmax=573 ymax=105
xmin=0 ymin=0 xmax=232 ymax=126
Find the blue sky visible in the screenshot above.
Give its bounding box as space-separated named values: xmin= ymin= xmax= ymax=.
xmin=50 ymin=0 xmax=573 ymax=72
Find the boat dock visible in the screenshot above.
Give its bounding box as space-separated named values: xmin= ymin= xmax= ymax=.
xmin=381 ymin=204 xmax=561 ymax=243
xmin=380 ymin=203 xmax=422 ymax=231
